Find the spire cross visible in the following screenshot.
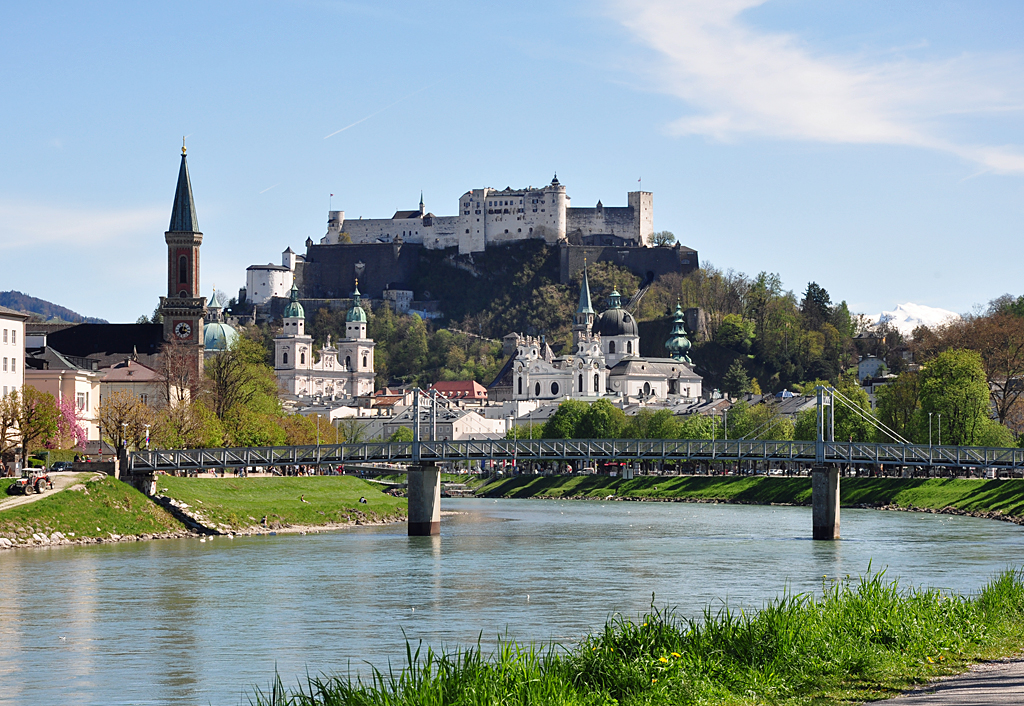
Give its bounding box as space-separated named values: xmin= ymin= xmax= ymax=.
xmin=182 ymin=136 xmax=186 ymax=155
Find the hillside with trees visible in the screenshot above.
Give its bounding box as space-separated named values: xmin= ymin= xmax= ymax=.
xmin=0 ymin=290 xmax=107 ymax=323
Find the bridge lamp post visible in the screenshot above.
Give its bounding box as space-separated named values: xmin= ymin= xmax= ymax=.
xmin=938 ymin=414 xmax=942 ymax=446
xmin=144 ymin=424 xmax=150 ymax=451
xmin=929 ymin=412 xmax=933 ymax=447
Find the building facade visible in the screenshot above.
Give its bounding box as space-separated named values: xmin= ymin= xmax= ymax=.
xmin=274 ymin=285 xmax=376 ymax=398
xmin=0 ymin=306 xmax=27 ymax=400
xmin=319 ymin=176 xmax=654 ymax=254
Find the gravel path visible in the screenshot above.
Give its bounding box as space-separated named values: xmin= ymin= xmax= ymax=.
xmin=877 ymin=658 xmax=1024 ymax=705
xmin=0 ymin=472 xmax=92 ymax=512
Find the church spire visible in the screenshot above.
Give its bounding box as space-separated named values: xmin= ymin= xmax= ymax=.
xmin=169 ymin=141 xmax=199 ymax=232
xmin=576 ymin=261 xmax=594 ymax=315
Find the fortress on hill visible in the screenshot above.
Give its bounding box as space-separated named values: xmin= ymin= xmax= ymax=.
xmin=319 ymin=175 xmax=654 ymax=254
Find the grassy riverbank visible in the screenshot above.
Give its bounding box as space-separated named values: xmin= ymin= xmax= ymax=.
xmin=479 ymin=475 xmax=1024 ymax=518
xmin=254 ymin=569 xmax=1024 ymax=705
xmin=158 ymin=475 xmax=407 ymax=532
xmin=0 ymin=474 xmax=185 ymax=543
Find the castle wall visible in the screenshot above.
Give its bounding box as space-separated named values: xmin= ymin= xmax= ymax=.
xmin=297 ymin=242 xmax=422 ymax=300
xmin=567 ymin=206 xmax=638 ymax=243
xmin=559 ymin=244 xmax=699 ymax=285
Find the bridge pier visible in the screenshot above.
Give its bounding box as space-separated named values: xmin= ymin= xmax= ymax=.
xmin=407 ymin=462 xmax=441 ymax=536
xmin=811 ymin=466 xmax=840 ymax=540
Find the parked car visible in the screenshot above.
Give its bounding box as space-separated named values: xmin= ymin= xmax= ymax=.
xmin=50 ymin=462 xmax=73 ymax=472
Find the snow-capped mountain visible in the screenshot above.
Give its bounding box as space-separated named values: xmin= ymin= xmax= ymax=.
xmin=875 ymin=303 xmax=959 ymax=336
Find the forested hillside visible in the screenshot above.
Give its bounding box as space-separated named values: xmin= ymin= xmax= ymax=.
xmin=0 ymin=290 xmax=107 ymax=323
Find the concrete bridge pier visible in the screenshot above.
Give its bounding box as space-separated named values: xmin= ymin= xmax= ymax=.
xmin=811 ymin=466 xmax=840 ymax=540
xmin=407 ymin=462 xmax=441 ymax=536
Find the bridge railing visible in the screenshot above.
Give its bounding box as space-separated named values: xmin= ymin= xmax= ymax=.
xmin=128 ymin=438 xmax=1024 ymax=473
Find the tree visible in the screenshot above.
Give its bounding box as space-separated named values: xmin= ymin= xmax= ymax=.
xmin=650 ymin=230 xmax=676 ymax=247
xmin=575 ymin=399 xmax=626 ymax=438
xmin=721 ymin=359 xmax=752 ymax=397
xmin=338 ymin=418 xmax=371 ymax=443
xmin=874 ymin=372 xmax=920 ymax=441
xmin=801 ymin=282 xmax=832 ymax=330
xmin=542 ymin=399 xmax=589 ymax=439
xmin=716 ymin=314 xmax=754 ymax=351
xmin=623 ymin=408 xmax=679 ymax=439
xmin=677 ymin=413 xmax=719 ymax=440
xmin=153 ymin=400 xmax=222 ymax=449
xmin=0 ymin=391 xmax=21 ymax=460
xmin=158 ymin=336 xmax=201 ymax=403
xmin=204 ymin=335 xmax=282 ymax=422
xmin=918 ymin=349 xmax=991 ymax=446
xmin=51 ymin=395 xmax=88 ymax=450
xmin=98 ymin=389 xmax=155 ymax=451
xmin=388 ymin=426 xmax=414 ymax=442
xmin=11 ymin=387 xmax=60 ymax=466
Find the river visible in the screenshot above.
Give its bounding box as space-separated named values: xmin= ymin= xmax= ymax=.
xmin=1 ymin=498 xmax=1022 ymax=705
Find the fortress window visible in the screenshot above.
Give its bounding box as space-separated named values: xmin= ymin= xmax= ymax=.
xmin=518 ymin=228 xmax=521 ymax=233
xmin=465 ymin=229 xmax=469 ymax=233
xmin=504 ymin=229 xmax=508 ymax=234
xmin=529 ymin=228 xmax=533 ymax=233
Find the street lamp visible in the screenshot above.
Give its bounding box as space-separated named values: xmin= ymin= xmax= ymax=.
xmin=929 ymin=412 xmax=933 ymax=447
xmin=938 ymin=414 xmax=942 ymax=446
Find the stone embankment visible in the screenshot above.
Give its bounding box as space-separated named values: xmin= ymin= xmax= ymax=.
xmin=0 ymin=528 xmax=200 ymax=549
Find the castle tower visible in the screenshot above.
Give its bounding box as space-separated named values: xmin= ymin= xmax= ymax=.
xmin=159 ymin=144 xmax=207 ymax=382
xmin=628 ymin=191 xmax=653 ymax=246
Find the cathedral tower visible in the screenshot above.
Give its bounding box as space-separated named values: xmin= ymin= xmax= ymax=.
xmin=159 ymin=144 xmax=207 ymax=381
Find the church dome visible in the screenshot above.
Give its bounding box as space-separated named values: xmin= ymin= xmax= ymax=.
xmin=283 ymin=285 xmax=304 ymax=319
xmin=594 ymin=307 xmax=638 ymax=338
xmin=204 ymin=322 xmax=238 ymax=352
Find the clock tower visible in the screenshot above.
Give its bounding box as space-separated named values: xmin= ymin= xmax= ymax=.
xmin=158 ymin=143 xmax=207 ymax=381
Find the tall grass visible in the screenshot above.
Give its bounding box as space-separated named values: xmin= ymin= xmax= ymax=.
xmin=252 ymin=568 xmax=1024 ymax=705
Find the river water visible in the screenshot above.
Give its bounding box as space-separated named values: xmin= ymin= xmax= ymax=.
xmin=2 ymin=498 xmax=1023 ymax=705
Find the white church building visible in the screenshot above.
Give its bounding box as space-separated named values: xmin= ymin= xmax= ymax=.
xmin=274 ymin=284 xmax=375 ymax=398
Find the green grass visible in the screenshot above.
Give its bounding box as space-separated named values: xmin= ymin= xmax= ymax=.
xmin=480 ymin=475 xmax=1024 ymax=517
xmin=252 ymin=568 xmax=1024 ymax=705
xmin=0 ymin=474 xmax=185 ymax=541
xmin=158 ymin=475 xmax=407 ymax=531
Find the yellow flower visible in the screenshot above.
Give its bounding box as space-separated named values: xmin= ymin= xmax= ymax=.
xmin=659 ymin=656 xmax=669 ymax=663
xmin=927 ymin=657 xmax=934 ymax=663
xmin=671 ymin=652 xmax=681 ymax=658
xmin=651 ymin=679 xmax=657 ymax=684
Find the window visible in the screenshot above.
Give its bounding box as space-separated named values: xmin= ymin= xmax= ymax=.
xmin=2 ymin=358 xmax=5 ymax=372
xmin=76 ymin=392 xmax=88 ymax=411
xmin=283 ymin=352 xmax=288 ymax=364
xmin=594 ymin=373 xmax=600 ymax=391
xmin=534 ymin=382 xmax=540 ymax=397
xmin=578 ymin=374 xmax=583 ymax=392
xmin=179 ymin=255 xmax=188 ymax=284
xmin=551 ymin=382 xmax=559 ymax=395
xmin=362 ymin=355 xmax=367 ymax=368
xmin=9 ymin=358 xmax=13 ymax=373
xmin=300 ymin=351 xmax=305 ymax=364
xmin=346 ymin=355 xmax=351 ymax=368
xmin=2 ymin=330 xmax=6 ymax=343
xmin=609 ymin=341 xmax=616 ymax=354
xmin=627 ymin=341 xmax=633 ymax=354
xmin=518 ymin=377 xmax=523 ymax=395
xmin=140 ymin=393 xmax=148 ymax=405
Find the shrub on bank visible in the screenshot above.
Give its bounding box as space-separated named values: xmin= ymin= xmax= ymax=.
xmin=251 ymin=569 xmax=1024 ymax=705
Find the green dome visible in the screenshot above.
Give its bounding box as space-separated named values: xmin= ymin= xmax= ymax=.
xmin=665 ymin=303 xmax=692 ymax=363
xmin=283 ymin=285 xmax=304 ymax=319
xmin=346 ymin=283 xmax=367 ymax=323
xmin=204 ymin=322 xmax=238 ymax=351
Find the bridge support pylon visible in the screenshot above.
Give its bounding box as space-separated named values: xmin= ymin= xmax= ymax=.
xmin=811 ymin=466 xmax=840 ymax=540
xmin=407 ymin=462 xmax=441 ymax=536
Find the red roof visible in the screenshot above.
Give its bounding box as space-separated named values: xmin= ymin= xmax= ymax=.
xmin=102 ymin=359 xmax=163 ymax=382
xmin=429 ymin=380 xmax=487 ymax=399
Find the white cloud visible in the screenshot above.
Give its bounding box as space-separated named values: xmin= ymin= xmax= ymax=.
xmin=608 ymin=0 xmax=1024 ymax=173
xmin=0 ymin=200 xmax=166 ymax=250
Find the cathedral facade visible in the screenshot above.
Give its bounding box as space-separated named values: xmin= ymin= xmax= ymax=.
xmin=273 ymin=285 xmax=375 ymax=399
xmin=493 ymin=269 xmax=702 ymax=403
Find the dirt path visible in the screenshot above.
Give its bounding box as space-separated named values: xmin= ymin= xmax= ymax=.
xmin=876 ymin=657 xmax=1024 ymax=705
xmin=0 ymin=472 xmax=93 ymax=513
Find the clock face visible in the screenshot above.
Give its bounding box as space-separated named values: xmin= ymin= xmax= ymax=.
xmin=174 ymin=322 xmax=192 ymax=339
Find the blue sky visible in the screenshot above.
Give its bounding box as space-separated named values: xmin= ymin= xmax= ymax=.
xmin=2 ymin=0 xmax=1022 ymax=323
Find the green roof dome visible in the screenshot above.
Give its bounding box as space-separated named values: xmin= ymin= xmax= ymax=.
xmin=346 ymin=282 xmax=367 ymax=323
xmin=283 ymin=285 xmax=304 ymax=319
xmin=204 ymin=322 xmax=238 ymax=352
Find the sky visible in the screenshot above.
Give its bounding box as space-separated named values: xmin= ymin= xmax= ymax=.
xmin=2 ymin=0 xmax=1022 ymax=324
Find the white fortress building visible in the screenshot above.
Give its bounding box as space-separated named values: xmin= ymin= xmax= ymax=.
xmin=320 ymin=175 xmax=654 ymax=254
xmin=246 ymin=247 xmax=301 ymax=306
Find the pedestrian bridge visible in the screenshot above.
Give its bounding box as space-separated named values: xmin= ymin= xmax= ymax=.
xmin=128 ymin=438 xmax=1024 ymax=474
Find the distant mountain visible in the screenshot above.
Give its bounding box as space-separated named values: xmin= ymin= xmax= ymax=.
xmin=0 ymin=290 xmax=108 ymax=324
xmin=874 ymin=303 xmax=958 ymax=336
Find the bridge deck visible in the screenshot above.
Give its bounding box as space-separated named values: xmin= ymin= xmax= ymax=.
xmin=128 ymin=439 xmax=1024 ymax=473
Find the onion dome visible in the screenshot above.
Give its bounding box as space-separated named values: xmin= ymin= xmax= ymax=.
xmin=204 ymin=322 xmax=238 ymax=352
xmin=664 ymin=303 xmax=692 ymax=363
xmin=283 ymin=284 xmax=305 ymax=319
xmin=346 ymin=281 xmax=368 ymax=323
